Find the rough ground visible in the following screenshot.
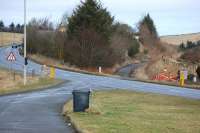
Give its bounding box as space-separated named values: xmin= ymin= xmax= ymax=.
xmin=0 ymin=68 xmax=38 ymax=89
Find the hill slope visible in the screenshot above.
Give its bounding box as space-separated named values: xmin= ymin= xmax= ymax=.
xmin=160 ymin=32 xmax=200 ymax=45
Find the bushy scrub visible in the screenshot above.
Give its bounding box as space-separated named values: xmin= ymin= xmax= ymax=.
xmin=128 ymin=39 xmax=140 ymax=58
xmin=196 ymin=66 xmax=200 ymax=79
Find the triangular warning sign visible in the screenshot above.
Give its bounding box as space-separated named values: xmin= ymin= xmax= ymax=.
xmin=7 ymin=52 xmax=16 ymax=62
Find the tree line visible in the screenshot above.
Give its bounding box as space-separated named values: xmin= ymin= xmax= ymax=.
xmin=179 ymin=40 xmax=200 ymax=51
xmin=0 ymin=21 xmax=24 ymax=33
xmin=26 ymin=0 xmax=146 ymax=68
xmin=26 ymin=0 xmax=158 ymax=68
xmin=179 ymin=40 xmax=200 ymax=63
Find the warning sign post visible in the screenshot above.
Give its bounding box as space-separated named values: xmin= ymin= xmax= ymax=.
xmin=6 ymin=52 xmax=16 ymax=81
xmin=7 ymin=52 xmax=16 ymax=62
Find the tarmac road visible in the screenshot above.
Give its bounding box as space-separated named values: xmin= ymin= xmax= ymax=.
xmin=115 ymin=63 xmax=145 ymax=77
xmin=0 ymin=83 xmax=76 ymax=133
xmin=0 ymin=46 xmax=200 ymax=133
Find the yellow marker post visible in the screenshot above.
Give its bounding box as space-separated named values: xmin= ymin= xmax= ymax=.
xmin=50 ymin=67 xmax=55 ymax=79
xmin=180 ymin=72 xmax=185 ymax=87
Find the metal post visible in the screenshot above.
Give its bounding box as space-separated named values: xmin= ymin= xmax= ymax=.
xmin=23 ymin=0 xmax=27 ymax=85
xmin=0 ymin=33 xmax=1 ymax=45
xmin=13 ymin=32 xmax=14 ymax=45
xmin=99 ymin=66 xmax=102 ymax=73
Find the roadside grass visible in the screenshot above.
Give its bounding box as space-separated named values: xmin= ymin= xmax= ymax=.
xmin=0 ymin=78 xmax=63 ymax=96
xmin=63 ymin=90 xmax=200 ymax=133
xmin=0 ymin=68 xmax=63 ymax=95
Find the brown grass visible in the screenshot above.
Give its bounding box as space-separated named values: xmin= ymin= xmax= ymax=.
xmin=0 ymin=69 xmax=38 ymax=89
xmin=160 ymin=32 xmax=200 ymax=45
xmin=29 ymin=54 xmax=123 ymax=80
xmin=29 ymin=54 xmax=117 ymax=74
xmin=0 ymin=68 xmax=61 ymax=95
xmin=0 ymin=32 xmax=23 ymax=46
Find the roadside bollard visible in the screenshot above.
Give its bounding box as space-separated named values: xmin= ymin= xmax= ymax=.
xmin=99 ymin=66 xmax=102 ymax=73
xmin=180 ymin=72 xmax=185 ymax=87
xmin=193 ymin=76 xmax=197 ymax=83
xmin=72 ymin=90 xmax=91 ymax=112
xmin=50 ymin=67 xmax=55 ymax=79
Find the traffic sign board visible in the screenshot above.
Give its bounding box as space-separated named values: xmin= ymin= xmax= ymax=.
xmin=7 ymin=52 xmax=16 ymax=62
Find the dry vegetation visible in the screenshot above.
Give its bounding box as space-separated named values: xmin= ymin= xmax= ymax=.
xmin=0 ymin=68 xmax=61 ymax=95
xmin=160 ymin=32 xmax=200 ymax=45
xmin=29 ymin=54 xmax=117 ymax=75
xmin=180 ymin=47 xmax=200 ymax=63
xmin=0 ymin=32 xmax=23 ymax=46
xmin=135 ymin=14 xmax=181 ymax=80
xmin=0 ymin=69 xmax=38 ymax=89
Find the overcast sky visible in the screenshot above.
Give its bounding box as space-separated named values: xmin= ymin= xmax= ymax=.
xmin=0 ymin=0 xmax=199 ymax=35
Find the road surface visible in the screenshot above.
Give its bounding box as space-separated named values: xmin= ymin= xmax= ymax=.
xmin=115 ymin=63 xmax=145 ymax=77
xmin=0 ymin=46 xmax=200 ymax=133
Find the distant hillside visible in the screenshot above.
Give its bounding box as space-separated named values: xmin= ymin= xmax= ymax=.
xmin=160 ymin=32 xmax=200 ymax=46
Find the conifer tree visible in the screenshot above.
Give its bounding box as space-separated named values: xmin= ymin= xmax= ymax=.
xmin=141 ymin=14 xmax=158 ymax=37
xmin=65 ymin=0 xmax=116 ymax=67
xmin=0 ymin=21 xmax=4 ymax=31
xmin=67 ymin=0 xmax=114 ymax=41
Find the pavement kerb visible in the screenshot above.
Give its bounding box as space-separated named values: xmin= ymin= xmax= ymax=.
xmin=64 ymin=115 xmax=85 ymax=133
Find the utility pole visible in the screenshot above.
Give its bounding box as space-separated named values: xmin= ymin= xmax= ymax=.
xmin=24 ymin=0 xmax=27 ymax=85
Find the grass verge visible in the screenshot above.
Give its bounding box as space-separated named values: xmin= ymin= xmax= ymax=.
xmin=0 ymin=77 xmax=64 ymax=96
xmin=0 ymin=67 xmax=66 ymax=96
xmin=63 ymin=90 xmax=200 ymax=133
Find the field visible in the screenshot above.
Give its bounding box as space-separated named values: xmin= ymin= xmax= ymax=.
xmin=160 ymin=32 xmax=200 ymax=45
xmin=0 ymin=32 xmax=23 ymax=46
xmin=0 ymin=68 xmax=62 ymax=95
xmin=63 ymin=90 xmax=200 ymax=133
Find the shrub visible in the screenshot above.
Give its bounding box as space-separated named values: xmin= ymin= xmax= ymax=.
xmin=180 ymin=47 xmax=200 ymax=63
xmin=196 ymin=66 xmax=200 ymax=78
xmin=144 ymin=49 xmax=148 ymax=55
xmin=27 ymin=18 xmax=56 ymax=58
xmin=187 ymin=74 xmax=195 ymax=81
xmin=128 ymin=39 xmax=140 ymax=58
